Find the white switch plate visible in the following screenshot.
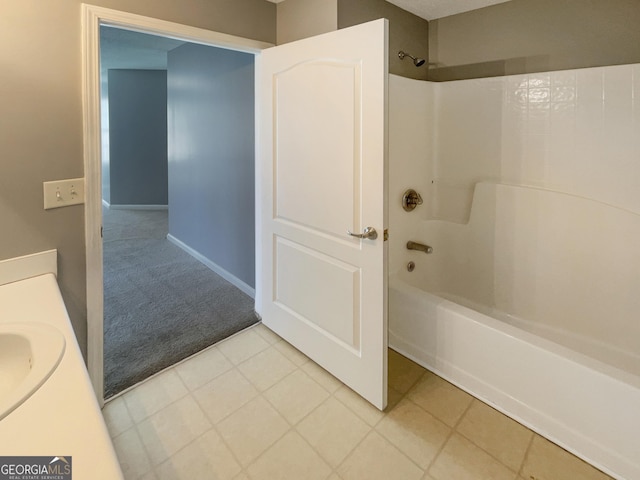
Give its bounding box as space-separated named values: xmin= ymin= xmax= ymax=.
xmin=43 ymin=178 xmax=85 ymax=210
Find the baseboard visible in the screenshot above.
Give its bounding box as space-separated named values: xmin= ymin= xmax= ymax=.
xmin=108 ymin=204 xmax=169 ymax=210
xmin=166 ymin=234 xmax=255 ymax=299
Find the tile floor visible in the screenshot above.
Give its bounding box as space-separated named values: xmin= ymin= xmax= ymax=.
xmin=103 ymin=323 xmax=613 ymax=480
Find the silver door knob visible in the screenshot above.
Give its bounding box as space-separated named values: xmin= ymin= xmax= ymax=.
xmin=347 ymin=227 xmax=378 ymax=240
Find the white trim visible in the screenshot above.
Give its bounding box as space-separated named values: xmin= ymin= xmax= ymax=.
xmin=167 ymin=234 xmax=256 ymax=298
xmin=101 ymin=199 xmax=110 ymax=208
xmin=90 ymin=5 xmax=273 ymax=53
xmin=107 ymin=204 xmax=168 ymax=210
xmin=82 ymin=3 xmax=272 ymax=404
xmin=0 ymin=250 xmax=58 ymax=286
xmin=82 ymin=4 xmax=104 ymax=404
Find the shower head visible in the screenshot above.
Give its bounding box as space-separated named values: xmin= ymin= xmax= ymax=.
xmin=398 ymin=50 xmax=426 ymax=67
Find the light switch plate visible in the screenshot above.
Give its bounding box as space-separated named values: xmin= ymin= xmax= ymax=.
xmin=43 ymin=178 xmax=85 ymax=210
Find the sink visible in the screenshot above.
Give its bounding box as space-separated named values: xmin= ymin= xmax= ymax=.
xmin=0 ymin=323 xmax=66 ymax=421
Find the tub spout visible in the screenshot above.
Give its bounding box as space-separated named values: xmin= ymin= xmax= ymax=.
xmin=407 ymin=241 xmax=433 ymax=254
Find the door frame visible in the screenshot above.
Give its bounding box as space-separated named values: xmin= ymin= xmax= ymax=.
xmin=81 ymin=3 xmax=272 ymax=404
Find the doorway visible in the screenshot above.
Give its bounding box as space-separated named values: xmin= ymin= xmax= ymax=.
xmin=85 ymin=6 xmax=388 ymax=411
xmin=83 ymin=4 xmax=272 ymax=403
xmin=99 ymin=27 xmax=259 ymax=398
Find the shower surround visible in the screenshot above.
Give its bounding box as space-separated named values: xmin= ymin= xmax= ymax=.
xmin=388 ymin=65 xmax=640 ymax=480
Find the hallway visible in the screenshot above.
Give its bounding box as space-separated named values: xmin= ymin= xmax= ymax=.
xmin=103 ymin=207 xmax=257 ymax=397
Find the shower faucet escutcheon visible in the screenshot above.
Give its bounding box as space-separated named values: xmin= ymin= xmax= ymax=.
xmin=402 ymin=189 xmax=423 ymax=212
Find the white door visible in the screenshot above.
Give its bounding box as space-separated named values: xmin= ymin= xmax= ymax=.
xmin=257 ymin=19 xmax=388 ymax=409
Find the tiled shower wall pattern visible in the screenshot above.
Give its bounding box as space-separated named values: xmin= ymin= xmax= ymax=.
xmin=388 ymin=65 xmax=640 ymax=374
xmin=431 ymin=63 xmax=640 ymax=223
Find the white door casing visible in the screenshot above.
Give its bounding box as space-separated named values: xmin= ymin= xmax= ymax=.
xmin=257 ymin=19 xmax=389 ymax=409
xmin=81 ymin=4 xmax=271 ymax=404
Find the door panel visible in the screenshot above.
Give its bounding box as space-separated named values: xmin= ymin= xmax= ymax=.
xmin=257 ymin=19 xmax=388 ymax=409
xmin=275 ymin=237 xmax=360 ymax=349
xmin=274 ymin=61 xmax=359 ymax=237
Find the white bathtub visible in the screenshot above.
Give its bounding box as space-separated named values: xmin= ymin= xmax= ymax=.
xmin=389 ymin=273 xmax=640 ymax=480
xmin=387 ymin=70 xmax=640 ymax=479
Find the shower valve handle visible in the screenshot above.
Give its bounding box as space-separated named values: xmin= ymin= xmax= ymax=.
xmin=347 ymin=227 xmax=378 ymax=240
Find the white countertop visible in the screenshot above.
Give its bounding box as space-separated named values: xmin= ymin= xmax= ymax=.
xmin=0 ymin=273 xmax=123 ymax=479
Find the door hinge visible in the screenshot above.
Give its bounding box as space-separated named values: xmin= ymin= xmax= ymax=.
xmin=384 ymin=229 xmax=389 ymax=241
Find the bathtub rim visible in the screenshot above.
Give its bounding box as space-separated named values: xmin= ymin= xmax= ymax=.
xmin=389 ymin=273 xmax=640 ymax=391
xmin=389 ymin=272 xmax=640 ymax=480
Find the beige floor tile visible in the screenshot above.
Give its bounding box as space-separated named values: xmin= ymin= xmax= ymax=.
xmin=217 ymin=396 xmax=290 ymax=466
xmin=112 ymin=427 xmax=153 ymax=480
xmin=174 ymin=346 xmax=233 ymax=391
xmin=327 ymin=475 xmax=342 ymax=480
xmin=193 ymin=368 xmax=258 ymax=424
xmin=233 ymin=473 xmax=250 ymax=480
xmin=253 ymin=323 xmax=282 ymax=344
xmin=334 ymin=385 xmax=385 ymax=427
xmin=457 ymin=400 xmax=533 ymax=471
xmin=273 ymin=339 xmax=310 ymax=366
xmin=300 ymin=360 xmax=343 ymax=393
xmin=218 ymin=329 xmax=271 ymax=365
xmin=388 ymin=349 xmax=426 ymax=394
xmin=136 ymin=395 xmax=211 ymax=466
xmin=296 ymin=397 xmax=371 ymax=467
xmin=521 ymin=435 xmax=613 ymax=480
xmin=237 ymin=347 xmax=297 ymax=391
xmin=123 ymin=369 xmax=188 ymax=423
xmin=386 ymin=387 xmax=404 ymax=411
xmin=246 ymin=431 xmax=332 ymax=480
xmin=264 ymin=369 xmax=329 ymax=424
xmin=337 ymin=431 xmax=424 ymax=480
xmin=154 ymin=429 xmax=241 ymax=480
xmin=407 ymin=371 xmax=473 ymax=427
xmin=376 ymin=398 xmax=450 ymax=469
xmin=429 ymin=433 xmax=516 ymax=480
xmin=139 ymin=470 xmax=158 ymax=480
xmin=103 ymin=395 xmax=134 ymax=438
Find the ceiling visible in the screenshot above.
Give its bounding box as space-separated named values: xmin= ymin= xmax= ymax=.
xmin=385 ymin=0 xmax=511 ymax=20
xmin=100 ymin=26 xmax=185 ymax=72
xmin=266 ymin=0 xmax=512 ymax=20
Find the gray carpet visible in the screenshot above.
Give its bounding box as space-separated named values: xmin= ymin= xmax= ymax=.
xmin=103 ymin=208 xmax=258 ymax=398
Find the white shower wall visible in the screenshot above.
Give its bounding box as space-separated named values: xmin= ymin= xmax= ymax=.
xmin=390 ymin=64 xmax=640 ymax=276
xmin=388 ymin=75 xmax=434 ymax=273
xmin=432 ymin=64 xmax=640 ymax=222
xmin=389 ymin=64 xmax=640 ymax=376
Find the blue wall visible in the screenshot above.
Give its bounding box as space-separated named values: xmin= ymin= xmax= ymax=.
xmin=108 ymin=69 xmax=168 ymax=206
xmin=167 ymin=44 xmax=255 ymax=288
